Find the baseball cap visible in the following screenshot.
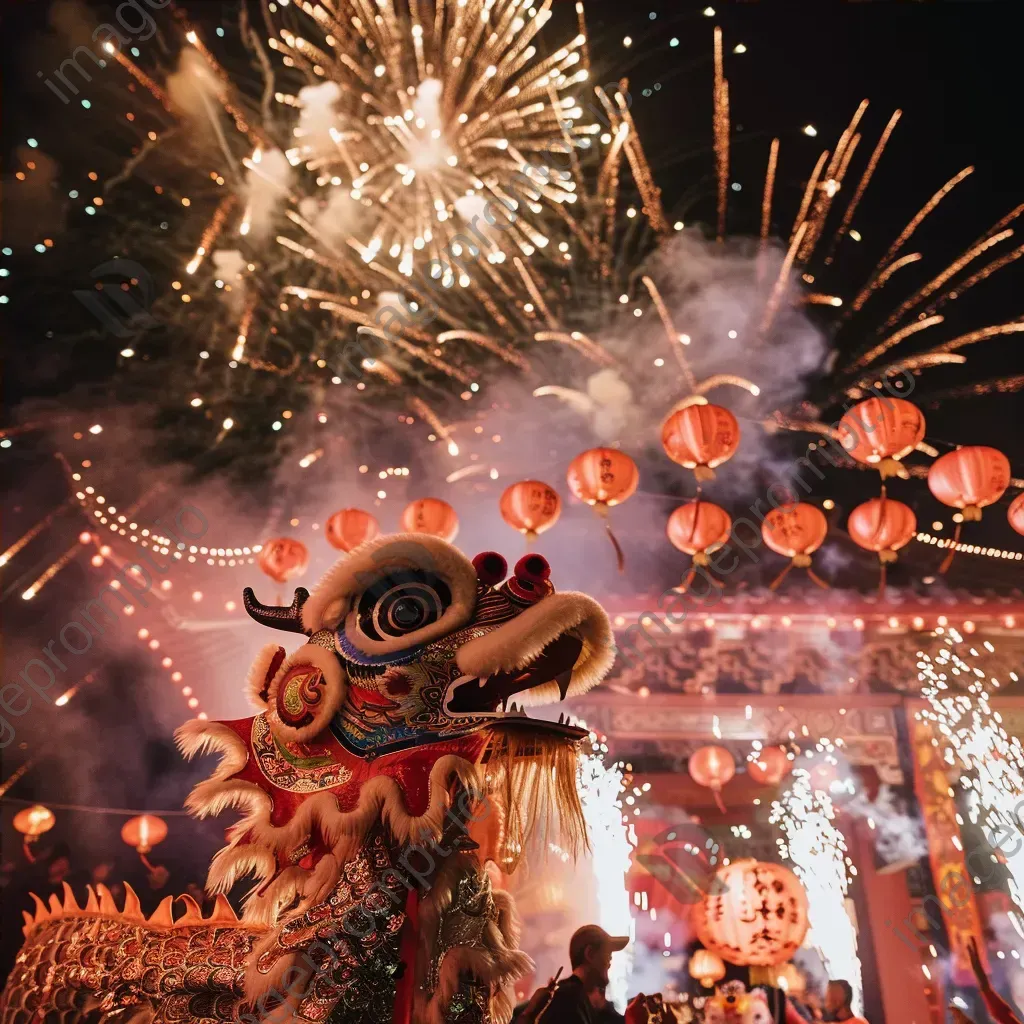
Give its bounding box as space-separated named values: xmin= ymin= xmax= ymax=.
xmin=569 ymin=924 xmax=629 ymax=966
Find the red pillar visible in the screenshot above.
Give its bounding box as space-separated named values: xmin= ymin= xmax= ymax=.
xmin=851 ymin=819 xmax=934 ymax=1024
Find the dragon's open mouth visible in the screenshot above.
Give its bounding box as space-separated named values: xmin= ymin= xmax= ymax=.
xmin=443 ymin=632 xmax=583 ymax=719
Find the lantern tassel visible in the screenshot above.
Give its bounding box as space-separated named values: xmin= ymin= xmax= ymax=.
xmin=939 ymin=521 xmax=963 ymax=574
xmin=712 ymin=787 xmax=727 ymax=813
xmin=807 ymin=567 xmax=830 ymax=590
xmin=605 ymin=521 xmax=626 ymax=573
xmin=694 ymin=465 xmax=717 ymax=483
xmin=768 ymin=561 xmax=795 ymax=591
xmin=770 ymin=557 xmax=829 ymax=591
xmin=679 ymin=554 xmax=726 ymax=592
xmin=878 ymin=456 xmax=910 ymax=480
xmin=594 ymin=503 xmax=626 ymax=572
xmin=878 ymin=549 xmax=897 ymax=597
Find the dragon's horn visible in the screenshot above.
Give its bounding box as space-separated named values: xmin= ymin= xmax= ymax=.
xmin=29 ymin=893 xmax=49 ymax=923
xmin=48 ymin=893 xmax=63 ymax=916
xmin=84 ymin=885 xmax=99 ymax=912
xmin=96 ymin=884 xmax=118 ymax=915
xmin=148 ymin=895 xmax=174 ymax=927
xmin=242 ymin=587 xmax=311 ymax=634
xmin=21 ymin=911 xmax=33 ymax=937
xmin=176 ymin=893 xmax=204 ymax=925
xmin=122 ymin=883 xmax=144 ymax=921
xmin=207 ymin=893 xmax=240 ymax=925
xmin=61 ymin=881 xmax=80 ymax=913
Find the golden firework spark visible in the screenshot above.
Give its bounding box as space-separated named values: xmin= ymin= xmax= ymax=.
xmin=271 ymin=1 xmax=593 ymax=279
xmin=760 ymin=137 xmax=780 ymax=244
xmin=824 ymin=109 xmax=901 ymax=265
xmin=849 ymin=314 xmax=944 ymax=372
xmin=759 ymin=221 xmax=808 ymax=338
xmin=713 ymin=26 xmax=730 ymax=241
xmin=882 ymin=228 xmax=1014 ymax=328
xmin=641 ymin=275 xmax=697 ymax=392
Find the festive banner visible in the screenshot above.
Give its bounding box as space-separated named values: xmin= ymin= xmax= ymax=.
xmin=911 ymin=717 xmax=990 ymax=986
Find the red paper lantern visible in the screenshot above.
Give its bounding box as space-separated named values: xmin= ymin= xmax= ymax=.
xmin=325 ymin=508 xmax=379 ymax=552
xmin=667 ymin=500 xmax=732 ymax=558
xmin=689 ymin=949 xmax=727 ymax=988
xmin=838 ymin=397 xmax=925 ymax=479
xmin=762 ymin=503 xmax=828 ymax=560
xmin=1009 ymin=492 xmax=1024 ymax=537
xmin=928 ymin=446 xmax=1011 ymax=521
xmin=400 ymin=497 xmax=459 ymax=541
xmin=847 ymin=497 xmax=917 ymax=563
xmin=667 ymin=500 xmax=732 ymax=590
xmin=661 ymin=404 xmax=740 ymax=481
xmin=689 ymin=745 xmax=736 ymax=811
xmin=566 ymin=448 xmax=639 ymax=572
xmin=121 ymin=814 xmax=168 ymax=855
xmin=499 ymin=481 xmax=562 ymax=540
xmin=695 ymin=859 xmax=809 ymax=967
xmin=258 ymin=538 xmax=309 ymax=584
xmin=762 ymin=503 xmax=828 ymax=589
xmin=746 ymin=747 xmax=791 ymax=787
xmin=566 ymin=447 xmax=639 ymax=509
xmin=13 ymin=805 xmax=55 ymax=838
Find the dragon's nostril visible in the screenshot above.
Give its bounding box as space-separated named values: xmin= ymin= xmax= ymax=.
xmin=503 ymin=553 xmax=553 ymax=603
xmin=514 ymin=554 xmax=550 ymax=585
xmin=472 ymin=551 xmax=508 ymax=587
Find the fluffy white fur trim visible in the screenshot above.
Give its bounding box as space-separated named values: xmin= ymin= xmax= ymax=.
xmin=246 ymin=643 xmax=287 ymax=711
xmin=175 ymin=719 xmax=249 ymax=781
xmin=265 ymin=642 xmax=347 ymax=744
xmin=455 ymin=591 xmax=614 ymax=705
xmin=300 ymin=533 xmax=478 ymax=654
xmin=186 ymin=739 xmax=484 ymax=926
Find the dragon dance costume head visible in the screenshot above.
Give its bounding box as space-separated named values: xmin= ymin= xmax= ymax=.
xmin=2 ymin=535 xmax=615 ymax=1024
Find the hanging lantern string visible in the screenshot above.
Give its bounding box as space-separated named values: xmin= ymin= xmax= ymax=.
xmin=1 ymin=797 xmax=191 ymax=816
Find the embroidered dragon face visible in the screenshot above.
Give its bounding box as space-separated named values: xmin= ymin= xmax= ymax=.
xmin=243 ymin=534 xmax=614 ymax=755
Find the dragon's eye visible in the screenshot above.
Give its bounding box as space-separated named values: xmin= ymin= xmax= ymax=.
xmin=355 ymin=570 xmax=452 ymax=641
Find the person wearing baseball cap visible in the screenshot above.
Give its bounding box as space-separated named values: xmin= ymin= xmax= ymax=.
xmin=516 ymin=924 xmax=630 ymax=1023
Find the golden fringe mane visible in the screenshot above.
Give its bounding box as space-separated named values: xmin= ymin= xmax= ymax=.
xmin=483 ymin=730 xmax=588 ymax=873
